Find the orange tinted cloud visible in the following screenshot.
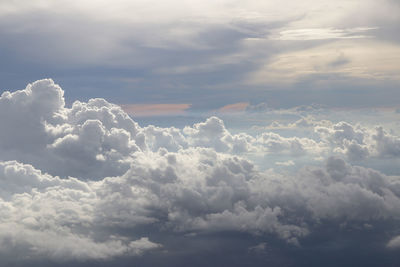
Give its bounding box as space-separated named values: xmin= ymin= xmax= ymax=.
xmin=120 ymin=103 xmax=191 ymax=117
xmin=219 ymin=102 xmax=249 ymax=113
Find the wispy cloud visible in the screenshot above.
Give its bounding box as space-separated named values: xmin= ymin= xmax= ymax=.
xmin=248 ymin=39 xmax=400 ymax=85
xmin=121 ymin=103 xmax=191 ymax=117
xmin=271 ymin=27 xmax=378 ymax=41
xmin=218 ymin=102 xmax=249 ymax=113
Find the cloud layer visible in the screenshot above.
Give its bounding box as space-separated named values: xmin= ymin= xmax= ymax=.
xmin=1 ymin=80 xmax=400 ymax=265
xmin=1 ymin=0 xmax=400 ymax=110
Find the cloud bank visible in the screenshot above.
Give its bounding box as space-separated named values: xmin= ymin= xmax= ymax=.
xmin=1 ymin=0 xmax=400 ymax=111
xmin=1 ymin=80 xmax=400 ymax=265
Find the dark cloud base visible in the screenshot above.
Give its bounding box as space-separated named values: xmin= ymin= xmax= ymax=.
xmin=11 ymin=229 xmax=400 ymax=267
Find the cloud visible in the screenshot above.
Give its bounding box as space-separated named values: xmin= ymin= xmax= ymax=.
xmin=0 ymin=80 xmax=145 ymax=179
xmin=256 ymin=132 xmax=323 ymax=156
xmin=218 ymin=102 xmax=249 ymax=113
xmin=248 ymin=242 xmax=268 ymax=253
xmin=372 ymin=126 xmax=400 ymax=157
xmin=275 ymin=160 xmax=295 ymax=166
xmin=121 ymin=104 xmax=191 ymax=117
xmin=248 ymin=39 xmax=400 ymax=84
xmin=183 ymin=116 xmax=256 ymax=153
xmin=0 ymin=160 xmax=161 ymax=261
xmin=387 ymin=235 xmax=400 ymax=249
xmin=1 ymin=0 xmax=400 ymax=106
xmin=1 ymin=80 xmax=400 ymax=264
xmin=245 ymin=102 xmax=271 ymax=113
xmin=265 ymin=116 xmax=332 ymax=130
xmin=316 ymin=121 xmax=400 ymax=161
xmin=271 ymin=27 xmax=378 ymax=41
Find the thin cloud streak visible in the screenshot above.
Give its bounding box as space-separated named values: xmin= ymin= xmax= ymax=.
xmin=121 ymin=103 xmax=191 ymax=117
xmin=218 ymin=102 xmax=249 ymax=113
xmin=271 ymin=27 xmax=378 ymax=40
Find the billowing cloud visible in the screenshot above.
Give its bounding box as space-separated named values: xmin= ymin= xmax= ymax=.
xmin=1 ymin=80 xmax=400 ymax=265
xmin=0 ymin=160 xmax=161 ymax=261
xmin=316 ymin=121 xmax=400 ymax=161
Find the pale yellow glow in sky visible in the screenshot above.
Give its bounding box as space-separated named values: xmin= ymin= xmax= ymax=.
xmin=248 ymin=39 xmax=400 ymax=85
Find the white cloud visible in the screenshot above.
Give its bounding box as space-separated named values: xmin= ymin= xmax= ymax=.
xmin=275 ymin=160 xmax=295 ymax=166
xmin=1 ymin=80 xmax=400 ymax=263
xmin=256 ymin=132 xmax=324 ymax=156
xmin=373 ymin=126 xmax=400 ymax=158
xmin=183 ymin=116 xmax=256 ymax=153
xmin=316 ymin=120 xmax=400 ymax=160
xmin=272 ymin=27 xmax=378 ymax=41
xmin=0 ymin=160 xmax=161 ymax=261
xmin=0 ymin=224 xmax=160 ymax=261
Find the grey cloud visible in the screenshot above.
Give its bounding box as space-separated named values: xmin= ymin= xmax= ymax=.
xmin=387 ymin=235 xmax=400 ymax=249
xmin=373 ymin=126 xmax=400 ymax=157
xmin=1 ymin=0 xmax=400 ymax=114
xmin=256 ymin=132 xmax=322 ymax=156
xmin=316 ymin=121 xmax=400 ymax=161
xmin=0 ymin=79 xmax=143 ymax=179
xmin=1 ymin=80 xmax=400 ymax=264
xmin=0 ymin=160 xmax=161 ymax=261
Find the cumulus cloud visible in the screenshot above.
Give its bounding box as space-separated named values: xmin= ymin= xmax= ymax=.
xmin=372 ymin=126 xmax=400 ymax=157
xmin=256 ymin=132 xmax=323 ymax=156
xmin=266 ymin=116 xmax=332 ymax=130
xmin=315 ymin=120 xmax=400 ymax=161
xmin=0 ymin=160 xmax=161 ymax=261
xmin=1 ymin=80 xmax=400 ymax=264
xmin=0 ymin=79 xmax=143 ymax=179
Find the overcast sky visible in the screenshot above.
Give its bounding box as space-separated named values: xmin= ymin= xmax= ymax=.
xmin=1 ymin=0 xmax=400 ymax=110
xmin=1 ymin=1 xmax=400 ymax=266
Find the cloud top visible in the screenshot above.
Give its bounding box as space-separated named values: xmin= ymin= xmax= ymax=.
xmin=1 ymin=80 xmax=400 ymax=264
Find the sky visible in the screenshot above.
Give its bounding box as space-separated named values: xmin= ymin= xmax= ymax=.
xmin=1 ymin=0 xmax=400 ymax=266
